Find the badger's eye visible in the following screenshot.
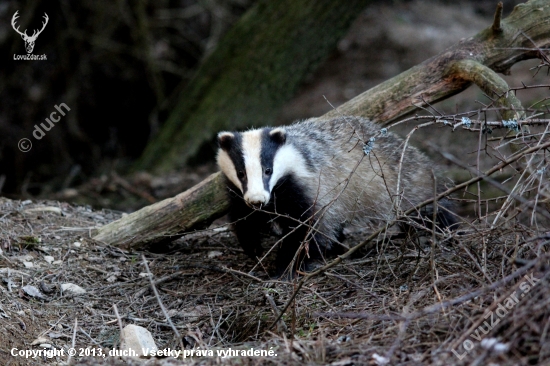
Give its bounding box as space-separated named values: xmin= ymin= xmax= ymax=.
xmin=264 ymin=168 xmax=272 ymax=175
xmin=237 ymin=170 xmax=246 ymax=179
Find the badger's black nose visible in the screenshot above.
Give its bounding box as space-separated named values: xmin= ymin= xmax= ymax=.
xmin=247 ymin=200 xmax=263 ymax=209
xmin=246 ymin=194 xmax=268 ymax=209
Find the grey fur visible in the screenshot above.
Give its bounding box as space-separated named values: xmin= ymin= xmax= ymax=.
xmin=274 ymin=117 xmax=446 ymax=243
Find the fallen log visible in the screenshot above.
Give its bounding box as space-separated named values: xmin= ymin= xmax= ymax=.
xmin=93 ymin=173 xmax=228 ymax=249
xmin=92 ymin=0 xmax=550 ymax=248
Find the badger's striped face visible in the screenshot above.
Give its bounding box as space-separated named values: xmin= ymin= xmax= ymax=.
xmin=217 ymin=128 xmax=287 ymax=208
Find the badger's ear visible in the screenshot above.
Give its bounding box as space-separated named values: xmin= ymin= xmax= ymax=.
xmin=269 ymin=128 xmax=286 ymax=145
xmin=217 ymin=132 xmax=234 ymax=151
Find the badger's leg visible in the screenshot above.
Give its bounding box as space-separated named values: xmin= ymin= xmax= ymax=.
xmin=274 ymin=220 xmax=341 ymax=276
xmin=274 ymin=220 xmax=310 ymax=277
xmin=269 ymin=182 xmax=312 ymax=276
xmin=436 ymin=199 xmax=459 ymax=231
xmin=274 ymin=209 xmax=341 ymax=276
xmin=271 ymin=179 xmax=342 ymax=276
xmin=230 ymin=211 xmax=266 ymax=259
xmin=227 ymin=190 xmax=267 ymax=259
xmin=414 ymin=200 xmax=458 ymax=233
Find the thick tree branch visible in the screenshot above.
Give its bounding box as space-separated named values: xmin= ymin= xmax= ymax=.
xmin=93 ymin=173 xmax=228 ymax=248
xmin=446 ymin=59 xmax=525 ymax=121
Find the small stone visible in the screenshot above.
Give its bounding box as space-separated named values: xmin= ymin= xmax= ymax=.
xmin=44 ymin=256 xmax=54 ymax=264
xmin=481 ymin=338 xmax=509 ymax=353
xmin=61 ymin=283 xmax=86 ymax=295
xmin=23 ymin=262 xmax=34 ymax=268
xmin=31 ymin=337 xmax=50 ymax=345
xmin=337 ymin=335 xmax=351 ymax=343
xmin=120 ymin=324 xmax=158 ymax=358
xmin=207 ymin=251 xmax=223 ymax=258
xmin=48 ymin=332 xmax=65 ymax=339
xmin=106 ymin=275 xmax=117 ymax=283
xmin=166 ymin=309 xmax=178 ymax=318
xmin=22 ymin=285 xmax=47 ymax=300
xmin=372 ymin=353 xmax=389 ymax=365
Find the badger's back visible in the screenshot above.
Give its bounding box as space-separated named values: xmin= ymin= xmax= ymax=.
xmin=283 ymin=117 xmax=435 ymax=234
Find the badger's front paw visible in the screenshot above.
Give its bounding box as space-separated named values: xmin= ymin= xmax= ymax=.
xmin=273 ymin=258 xmax=322 ymax=280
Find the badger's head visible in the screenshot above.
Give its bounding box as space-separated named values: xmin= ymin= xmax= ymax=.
xmin=217 ymin=127 xmax=288 ymax=209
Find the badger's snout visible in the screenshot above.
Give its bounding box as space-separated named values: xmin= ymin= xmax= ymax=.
xmin=244 ymin=192 xmax=270 ymax=209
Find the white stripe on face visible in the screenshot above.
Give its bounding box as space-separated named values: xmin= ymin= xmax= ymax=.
xmin=217 ymin=150 xmax=243 ymax=192
xmin=242 ymin=130 xmax=270 ymax=205
xmin=270 ymin=144 xmax=312 ymax=192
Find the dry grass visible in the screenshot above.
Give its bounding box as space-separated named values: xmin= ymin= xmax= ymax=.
xmin=1 ymin=199 xmax=549 ymax=366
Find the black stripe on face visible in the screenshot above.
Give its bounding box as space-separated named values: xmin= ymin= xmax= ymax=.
xmin=260 ymin=128 xmax=285 ymax=192
xmin=223 ymin=132 xmax=248 ymax=193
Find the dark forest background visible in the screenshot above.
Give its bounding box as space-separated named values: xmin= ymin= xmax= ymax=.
xmin=0 ymin=0 xmax=525 ymax=209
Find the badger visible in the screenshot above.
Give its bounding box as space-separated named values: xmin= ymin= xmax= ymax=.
xmin=217 ymin=116 xmax=454 ymax=275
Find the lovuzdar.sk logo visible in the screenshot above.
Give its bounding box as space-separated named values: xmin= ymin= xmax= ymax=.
xmin=12 ymin=10 xmax=48 ymax=60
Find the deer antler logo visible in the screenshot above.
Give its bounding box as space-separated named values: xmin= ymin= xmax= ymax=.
xmin=11 ymin=11 xmax=49 ymax=54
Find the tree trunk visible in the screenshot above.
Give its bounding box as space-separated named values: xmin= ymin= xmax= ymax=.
xmin=136 ymin=0 xmax=373 ymax=172
xmin=93 ymin=0 xmax=550 ymax=249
